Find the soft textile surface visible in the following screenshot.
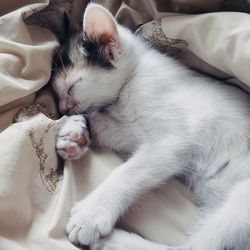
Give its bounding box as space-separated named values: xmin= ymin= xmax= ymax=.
xmin=1 ymin=0 xmax=250 ymax=249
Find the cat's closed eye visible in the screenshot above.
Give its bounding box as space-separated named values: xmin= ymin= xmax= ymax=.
xmin=68 ymin=85 xmax=74 ymax=95
xmin=67 ymin=78 xmax=82 ymax=95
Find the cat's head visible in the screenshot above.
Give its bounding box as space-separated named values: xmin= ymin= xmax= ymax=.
xmin=52 ymin=3 xmax=136 ymax=115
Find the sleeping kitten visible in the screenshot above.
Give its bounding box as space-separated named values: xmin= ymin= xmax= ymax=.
xmin=53 ymin=3 xmax=250 ymax=250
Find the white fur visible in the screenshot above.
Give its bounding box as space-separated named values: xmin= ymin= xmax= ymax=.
xmin=54 ymin=3 xmax=250 ymax=250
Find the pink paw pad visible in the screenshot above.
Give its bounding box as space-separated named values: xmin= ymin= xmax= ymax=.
xmin=69 ymin=132 xmax=87 ymax=146
xmin=64 ymin=145 xmax=77 ymax=154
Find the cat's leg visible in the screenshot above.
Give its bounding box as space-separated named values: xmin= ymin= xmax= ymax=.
xmin=66 ymin=135 xmax=191 ymax=247
xmin=184 ymin=178 xmax=250 ymax=250
xmin=94 ymin=179 xmax=250 ymax=250
xmin=56 ymin=115 xmax=90 ymax=160
xmin=90 ymin=229 xmax=182 ymax=250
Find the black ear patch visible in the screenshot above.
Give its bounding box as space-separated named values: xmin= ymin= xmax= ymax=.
xmin=52 ymin=41 xmax=73 ymax=77
xmin=62 ymin=11 xmax=71 ymax=42
xmin=49 ymin=9 xmax=73 ymax=76
xmin=57 ymin=9 xmax=72 ymax=45
xmin=81 ymin=32 xmax=114 ymax=69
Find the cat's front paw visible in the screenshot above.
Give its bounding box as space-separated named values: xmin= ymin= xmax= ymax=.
xmin=66 ymin=199 xmax=114 ymax=247
xmin=90 ymin=229 xmax=145 ymax=250
xmin=90 ymin=229 xmax=187 ymax=250
xmin=56 ymin=115 xmax=90 ymax=160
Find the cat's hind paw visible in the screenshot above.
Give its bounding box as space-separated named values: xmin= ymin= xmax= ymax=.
xmin=56 ymin=115 xmax=90 ymax=160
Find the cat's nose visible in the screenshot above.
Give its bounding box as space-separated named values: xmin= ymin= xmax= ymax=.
xmin=59 ymin=100 xmax=69 ymax=115
xmin=59 ymin=107 xmax=69 ymax=115
xmin=59 ymin=100 xmax=79 ymax=115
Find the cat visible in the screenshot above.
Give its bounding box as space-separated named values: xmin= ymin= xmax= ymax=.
xmin=52 ymin=3 xmax=250 ymax=250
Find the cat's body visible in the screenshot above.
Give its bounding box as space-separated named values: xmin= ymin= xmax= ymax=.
xmin=53 ymin=3 xmax=250 ymax=250
xmin=89 ymin=47 xmax=250 ymax=209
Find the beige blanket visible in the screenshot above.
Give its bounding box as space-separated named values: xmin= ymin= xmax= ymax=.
xmin=1 ymin=1 xmax=250 ymax=249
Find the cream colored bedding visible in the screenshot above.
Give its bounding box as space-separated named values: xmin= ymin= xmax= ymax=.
xmin=0 ymin=1 xmax=250 ymax=249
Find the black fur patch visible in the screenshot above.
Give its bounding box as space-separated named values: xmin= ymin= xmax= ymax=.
xmin=51 ymin=10 xmax=74 ymax=75
xmin=80 ymin=32 xmax=114 ymax=69
xmin=52 ymin=41 xmax=73 ymax=74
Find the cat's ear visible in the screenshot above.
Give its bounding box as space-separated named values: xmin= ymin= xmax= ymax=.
xmin=83 ymin=3 xmax=121 ymax=61
xmin=56 ymin=9 xmax=71 ymax=45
